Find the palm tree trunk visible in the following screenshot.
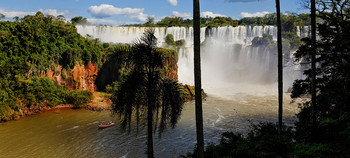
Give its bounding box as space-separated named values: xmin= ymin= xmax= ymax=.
xmin=193 ymin=0 xmax=204 ymax=157
xmin=147 ymin=105 xmax=154 ymax=158
xmin=147 ymin=74 xmax=154 ymax=158
xmin=275 ymin=0 xmax=283 ymax=139
xmin=310 ymin=0 xmax=317 ymax=134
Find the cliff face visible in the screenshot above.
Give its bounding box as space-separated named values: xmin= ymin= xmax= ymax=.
xmin=39 ymin=62 xmax=98 ymax=92
xmin=163 ymin=53 xmax=178 ymax=80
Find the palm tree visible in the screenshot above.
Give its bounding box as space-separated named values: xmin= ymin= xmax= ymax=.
xmin=193 ymin=0 xmax=204 ymax=157
xmin=310 ymin=0 xmax=317 ymax=134
xmin=275 ymin=0 xmax=283 ymax=139
xmin=111 ymin=29 xmax=184 ymax=158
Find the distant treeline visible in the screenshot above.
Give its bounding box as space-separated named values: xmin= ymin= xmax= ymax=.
xmin=119 ymin=13 xmax=311 ymax=29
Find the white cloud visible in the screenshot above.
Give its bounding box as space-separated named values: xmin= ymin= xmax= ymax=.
xmin=39 ymin=9 xmax=68 ymax=17
xmin=168 ymin=0 xmax=178 ymax=6
xmin=87 ymin=18 xmax=120 ymax=26
xmin=0 ymin=8 xmax=34 ymax=18
xmin=88 ymin=4 xmax=147 ymax=21
xmin=172 ymin=11 xmax=191 ymax=18
xmin=240 ymin=11 xmax=269 ymax=17
xmin=201 ymin=11 xmax=226 ymax=18
xmin=0 ymin=8 xmax=68 ymax=19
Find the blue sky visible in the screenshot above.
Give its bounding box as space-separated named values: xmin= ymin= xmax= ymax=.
xmin=0 ymin=0 xmax=308 ymax=25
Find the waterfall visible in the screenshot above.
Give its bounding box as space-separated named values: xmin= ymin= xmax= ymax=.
xmin=76 ymin=25 xmax=304 ymax=96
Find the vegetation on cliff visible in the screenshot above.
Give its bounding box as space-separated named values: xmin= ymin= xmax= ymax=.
xmin=251 ymin=32 xmax=301 ymax=52
xmin=164 ymin=34 xmax=185 ymax=48
xmin=0 ymin=12 xmax=101 ymax=121
xmin=96 ymin=43 xmax=179 ymax=91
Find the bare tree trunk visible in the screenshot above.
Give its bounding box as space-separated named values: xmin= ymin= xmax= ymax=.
xmin=193 ymin=0 xmax=204 ymax=157
xmin=310 ymin=0 xmax=317 ymax=134
xmin=275 ymin=0 xmax=283 ymax=139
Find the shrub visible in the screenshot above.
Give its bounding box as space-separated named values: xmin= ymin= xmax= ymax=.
xmin=165 ymin=34 xmax=175 ymax=45
xmin=66 ymin=90 xmax=94 ymax=109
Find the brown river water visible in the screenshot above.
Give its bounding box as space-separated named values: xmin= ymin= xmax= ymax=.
xmin=0 ymin=92 xmax=299 ymax=158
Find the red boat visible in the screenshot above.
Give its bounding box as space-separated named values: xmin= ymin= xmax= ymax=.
xmin=98 ymin=121 xmax=115 ymax=128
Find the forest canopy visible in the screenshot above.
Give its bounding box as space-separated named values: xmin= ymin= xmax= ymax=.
xmin=0 ymin=12 xmax=102 ymax=121
xmin=120 ymin=13 xmax=311 ymax=28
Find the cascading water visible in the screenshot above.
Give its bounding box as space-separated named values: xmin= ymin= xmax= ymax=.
xmin=77 ymin=25 xmax=303 ymax=98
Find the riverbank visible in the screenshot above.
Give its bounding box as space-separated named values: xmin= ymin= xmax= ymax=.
xmin=83 ymin=92 xmax=112 ymax=111
xmin=1 ymin=88 xmax=204 ymax=123
xmin=1 ymin=92 xmax=112 ymax=123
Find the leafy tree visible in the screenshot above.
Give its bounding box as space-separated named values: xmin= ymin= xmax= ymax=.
xmin=292 ymin=0 xmax=350 ymax=144
xmin=57 ymin=15 xmax=65 ymax=21
xmin=157 ymin=16 xmax=184 ymax=27
xmin=111 ymin=29 xmax=184 ymax=158
xmin=0 ymin=13 xmax=4 ymax=20
xmin=252 ymin=33 xmax=274 ymax=47
xmin=71 ymin=16 xmax=89 ymax=25
xmin=0 ymin=12 xmax=101 ymax=120
xmin=144 ymin=17 xmax=154 ymax=27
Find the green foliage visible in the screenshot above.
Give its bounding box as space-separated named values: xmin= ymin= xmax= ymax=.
xmin=66 ymin=90 xmax=94 ymax=109
xmin=164 ymin=34 xmax=185 ymax=49
xmin=292 ymin=0 xmax=350 ymax=118
xmin=0 ymin=76 xmax=95 ymax=120
xmin=97 ymin=43 xmax=179 ymax=92
xmin=165 ymin=34 xmax=175 ymax=45
xmin=185 ymin=2 xmax=350 ymax=158
xmin=156 ymin=16 xmax=185 ymax=27
xmin=139 ymin=16 xmax=239 ymax=27
xmin=251 ymin=32 xmax=301 ymax=51
xmin=180 ymin=84 xmax=195 ymax=101
xmin=0 ymin=13 xmax=4 ymax=20
xmin=111 ymin=29 xmax=185 ymax=136
xmin=183 ymin=123 xmax=294 ymax=158
xmin=71 ymin=16 xmax=89 ymax=25
xmin=0 ymin=12 xmax=101 ymax=121
xmin=175 ymin=39 xmax=185 ymax=47
xmin=0 ymin=104 xmax=12 ymax=121
xmin=240 ymin=13 xmax=312 ymax=32
xmin=282 ymin=32 xmax=301 ymax=50
xmin=252 ymin=34 xmax=274 ymax=47
xmin=144 ymin=17 xmax=154 ymax=27
xmin=0 ymin=12 xmax=102 ymax=73
xmin=96 ymin=44 xmax=131 ymax=91
xmin=22 ymin=77 xmax=67 ymax=107
xmin=203 ymin=17 xmax=239 ymax=27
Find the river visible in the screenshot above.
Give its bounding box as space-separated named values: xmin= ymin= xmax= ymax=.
xmin=0 ymin=93 xmax=298 ymax=158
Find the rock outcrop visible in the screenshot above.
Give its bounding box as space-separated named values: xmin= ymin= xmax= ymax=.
xmin=39 ymin=62 xmax=98 ymax=92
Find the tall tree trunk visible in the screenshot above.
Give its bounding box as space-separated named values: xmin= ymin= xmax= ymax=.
xmin=275 ymin=0 xmax=283 ymax=139
xmin=193 ymin=0 xmax=204 ymax=157
xmin=310 ymin=0 xmax=317 ymax=134
xmin=147 ymin=74 xmax=154 ymax=158
xmin=147 ymin=105 xmax=154 ymax=158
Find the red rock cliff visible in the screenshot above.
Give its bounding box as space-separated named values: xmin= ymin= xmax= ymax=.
xmin=39 ymin=62 xmax=98 ymax=92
